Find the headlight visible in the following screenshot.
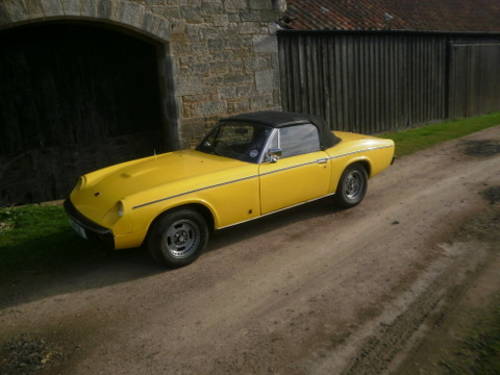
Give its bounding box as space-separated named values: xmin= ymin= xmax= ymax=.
xmin=117 ymin=201 xmax=125 ymax=217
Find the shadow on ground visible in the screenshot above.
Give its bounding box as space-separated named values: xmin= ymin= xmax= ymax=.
xmin=0 ymin=197 xmax=337 ymax=310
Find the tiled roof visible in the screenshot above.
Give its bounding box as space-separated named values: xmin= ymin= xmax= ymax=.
xmin=282 ymin=0 xmax=500 ymax=32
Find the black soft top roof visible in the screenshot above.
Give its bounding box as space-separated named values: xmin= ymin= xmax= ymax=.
xmin=221 ymin=111 xmax=339 ymax=149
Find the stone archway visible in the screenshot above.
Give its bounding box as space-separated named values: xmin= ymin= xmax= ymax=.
xmin=0 ymin=0 xmax=171 ymax=42
xmin=0 ymin=0 xmax=180 ymax=205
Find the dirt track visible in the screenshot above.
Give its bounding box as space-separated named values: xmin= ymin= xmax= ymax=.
xmin=1 ymin=126 xmax=500 ymax=375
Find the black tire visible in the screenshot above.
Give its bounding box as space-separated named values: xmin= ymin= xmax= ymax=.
xmin=334 ymin=163 xmax=368 ymax=208
xmin=147 ymin=208 xmax=209 ymax=268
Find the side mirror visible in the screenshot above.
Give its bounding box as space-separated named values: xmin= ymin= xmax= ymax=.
xmin=267 ymin=148 xmax=282 ymax=163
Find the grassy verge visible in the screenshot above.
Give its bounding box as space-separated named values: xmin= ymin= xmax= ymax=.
xmin=381 ymin=111 xmax=500 ymax=157
xmin=0 ymin=205 xmax=103 ymax=285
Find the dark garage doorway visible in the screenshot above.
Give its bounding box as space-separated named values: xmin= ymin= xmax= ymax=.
xmin=0 ymin=22 xmax=167 ymax=205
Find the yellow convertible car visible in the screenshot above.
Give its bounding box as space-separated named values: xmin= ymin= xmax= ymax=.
xmin=65 ymin=111 xmax=395 ymax=267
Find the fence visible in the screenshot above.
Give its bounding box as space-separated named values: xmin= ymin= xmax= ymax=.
xmin=278 ymin=31 xmax=500 ymax=134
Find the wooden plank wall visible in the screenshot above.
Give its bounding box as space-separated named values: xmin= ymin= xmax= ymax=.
xmin=448 ymin=43 xmax=500 ymax=118
xmin=278 ymin=32 xmax=500 ymax=134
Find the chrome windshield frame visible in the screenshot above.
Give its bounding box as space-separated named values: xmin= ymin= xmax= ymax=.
xmin=258 ymin=128 xmax=279 ymax=164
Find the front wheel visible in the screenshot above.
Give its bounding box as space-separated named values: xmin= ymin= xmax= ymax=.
xmin=147 ymin=209 xmax=209 ymax=268
xmin=334 ymin=164 xmax=368 ymax=208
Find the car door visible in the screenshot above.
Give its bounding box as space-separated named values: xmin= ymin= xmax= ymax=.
xmin=259 ymin=124 xmax=331 ymax=214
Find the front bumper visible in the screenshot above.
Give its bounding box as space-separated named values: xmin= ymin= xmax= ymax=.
xmin=64 ymin=199 xmax=114 ymax=248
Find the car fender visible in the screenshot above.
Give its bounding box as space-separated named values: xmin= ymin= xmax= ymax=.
xmin=329 ymin=155 xmax=372 ymax=193
xmin=135 ymin=197 xmax=220 ymax=244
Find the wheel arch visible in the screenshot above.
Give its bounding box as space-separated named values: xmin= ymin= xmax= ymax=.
xmin=158 ymin=201 xmax=215 ymax=229
xmin=143 ymin=200 xmax=217 ymax=246
xmin=333 ymin=157 xmax=370 ymax=208
xmin=344 ymin=157 xmax=372 ymax=178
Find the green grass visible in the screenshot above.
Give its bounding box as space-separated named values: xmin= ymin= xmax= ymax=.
xmin=0 ymin=205 xmax=102 ymax=284
xmin=381 ymin=111 xmax=500 ymax=157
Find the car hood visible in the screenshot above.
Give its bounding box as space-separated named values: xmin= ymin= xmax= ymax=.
xmin=70 ymin=150 xmax=254 ymax=221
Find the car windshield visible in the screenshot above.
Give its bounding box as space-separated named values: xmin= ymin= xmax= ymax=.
xmin=197 ymin=121 xmax=272 ymax=163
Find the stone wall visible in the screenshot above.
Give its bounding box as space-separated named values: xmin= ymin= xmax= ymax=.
xmin=163 ymin=0 xmax=284 ymax=146
xmin=0 ymin=0 xmax=284 ymax=148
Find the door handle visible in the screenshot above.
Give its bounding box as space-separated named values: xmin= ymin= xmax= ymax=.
xmin=316 ymin=158 xmax=328 ymax=164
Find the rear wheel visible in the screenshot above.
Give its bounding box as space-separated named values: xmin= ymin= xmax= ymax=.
xmin=148 ymin=209 xmax=209 ymax=267
xmin=334 ymin=163 xmax=368 ymax=208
